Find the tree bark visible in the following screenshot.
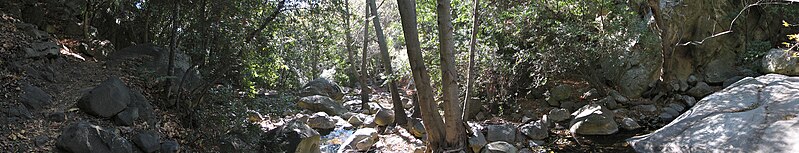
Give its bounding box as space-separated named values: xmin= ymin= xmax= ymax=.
xmin=368 ymin=0 xmax=407 ymax=125
xmin=395 ymin=0 xmax=447 ymax=151
xmin=166 ymin=0 xmax=181 ymax=106
xmin=436 ymin=0 xmax=466 ymax=150
xmin=463 ymin=0 xmax=480 ymax=121
xmin=341 ymin=0 xmax=358 ymax=89
xmin=360 ymin=2 xmax=372 ymax=112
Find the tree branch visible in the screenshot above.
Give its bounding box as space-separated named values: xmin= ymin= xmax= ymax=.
xmin=245 ymin=0 xmax=288 ymax=43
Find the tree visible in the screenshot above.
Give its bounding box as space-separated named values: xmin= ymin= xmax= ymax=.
xmin=368 ymin=0 xmax=407 ymax=125
xmin=166 ymin=0 xmax=181 ymax=106
xmin=463 ymin=0 xmax=480 ymax=121
xmin=395 ymin=0 xmax=447 ymax=151
xmin=360 ymin=2 xmax=372 ymax=112
xmin=435 ymin=0 xmax=466 ymax=150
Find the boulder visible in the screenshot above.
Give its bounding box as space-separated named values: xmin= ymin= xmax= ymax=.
xmin=608 ymin=90 xmax=629 ymax=103
xmin=78 ymin=77 xmax=131 ymax=118
xmin=569 ymin=104 xmax=618 ymax=135
xmin=374 ymin=108 xmax=394 ymax=126
xmin=485 ymin=124 xmax=516 ymax=143
xmin=128 ymin=91 xmax=154 ymax=122
xmin=24 ymin=41 xmax=59 ymax=58
xmin=20 ymin=84 xmax=51 ymax=110
xmin=132 ymin=131 xmax=160 ymax=153
xmin=263 ymin=120 xmax=321 ymax=153
xmin=48 ymin=112 xmax=66 ymax=122
xmin=297 ymin=95 xmax=349 ymax=116
xmin=107 ymin=44 xmax=201 ymax=90
xmin=620 ymin=117 xmax=641 ymax=130
xmin=114 ymin=107 xmax=139 ymax=126
xmin=549 ymin=85 xmax=573 ymax=101
xmin=480 ymin=141 xmax=518 ymax=153
xmin=762 ymin=49 xmax=799 ymax=75
xmin=347 ymin=115 xmax=363 ymax=126
xmin=597 ymin=97 xmax=618 ymax=110
xmin=300 ymin=78 xmax=344 ymax=101
xmin=519 ymin=121 xmax=548 ymax=140
xmin=687 ymin=82 xmax=713 ymax=98
xmin=681 ymin=95 xmax=697 ymax=106
xmin=307 ymin=112 xmax=336 ymax=129
xmin=56 ymin=121 xmax=134 ymax=153
xmin=722 ymin=76 xmax=746 ymax=88
xmin=632 ymin=104 xmax=657 ymax=113
xmin=548 ymin=108 xmax=570 ymax=122
xmin=338 ymin=128 xmax=379 ymax=152
xmin=3 ymin=105 xmax=33 ymax=119
xmin=160 ymin=140 xmax=179 ymax=153
xmin=628 ymin=74 xmax=799 ymax=152
xmin=468 ymin=123 xmax=487 ymax=153
xmin=407 ymin=118 xmax=426 ymax=138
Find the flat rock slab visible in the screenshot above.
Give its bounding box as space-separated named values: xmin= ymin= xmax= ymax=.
xmin=628 ymin=74 xmax=799 ymax=152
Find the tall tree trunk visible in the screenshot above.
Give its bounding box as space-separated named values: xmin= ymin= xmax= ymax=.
xmin=463 ymin=0 xmax=480 ymax=121
xmin=395 ymin=0 xmax=447 ymax=152
xmin=368 ymin=0 xmax=406 ymax=125
xmin=436 ymin=0 xmax=466 ymax=150
xmin=166 ymin=1 xmax=181 ymax=106
xmin=360 ymin=3 xmax=372 ymax=112
xmin=341 ymin=0 xmax=357 ymax=89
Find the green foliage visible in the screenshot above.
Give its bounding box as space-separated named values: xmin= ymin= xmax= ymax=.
xmin=742 ymin=40 xmax=772 ymax=64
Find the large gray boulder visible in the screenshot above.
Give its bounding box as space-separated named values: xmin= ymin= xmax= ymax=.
xmin=569 ymin=104 xmax=618 ymax=135
xmin=298 ymin=95 xmax=349 ymax=116
xmin=628 ymin=74 xmax=799 ymax=152
xmin=263 ymin=120 xmax=321 ymax=153
xmin=56 ymin=121 xmax=134 ymax=153
xmin=78 ymin=77 xmax=131 ymax=118
xmin=24 ymin=41 xmax=59 ymax=58
xmin=20 ymin=84 xmax=51 ymax=110
xmin=299 ymin=78 xmax=344 ymax=101
xmin=337 ymin=128 xmax=379 ymax=152
xmin=485 ymin=124 xmax=516 ymax=143
xmin=480 ymin=141 xmax=518 ymax=153
xmin=762 ymin=48 xmax=799 ymax=75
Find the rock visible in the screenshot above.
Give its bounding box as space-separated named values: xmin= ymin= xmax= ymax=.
xmin=632 ymin=105 xmax=657 ymax=113
xmin=48 ymin=112 xmax=66 ymax=122
xmin=338 ymin=128 xmax=379 ymax=152
xmin=540 ymin=115 xmax=553 ymax=129
xmin=299 ymin=78 xmax=344 ymax=101
xmin=722 ymin=76 xmax=745 ymax=88
xmin=128 ymin=91 xmax=154 ymax=122
xmin=608 ymin=89 xmax=629 ymax=103
xmin=25 ymin=41 xmax=59 ymax=58
xmin=663 ymin=107 xmax=680 ymax=117
xmin=668 ymin=103 xmax=686 ymax=112
xmin=548 ymin=108 xmax=570 ymax=122
xmin=308 ymin=112 xmax=336 ymax=129
xmin=4 ymin=105 xmax=33 ymax=119
xmin=374 ymin=108 xmax=394 ymax=126
xmin=628 ymin=74 xmax=799 ymax=152
xmin=114 ymin=107 xmax=139 ymax=126
xmin=546 ymin=97 xmax=560 ymax=107
xmin=20 ymin=84 xmax=51 ymax=110
xmin=687 ymin=82 xmax=713 ymax=98
xmin=347 ymin=115 xmax=363 ymax=126
xmin=15 ymin=23 xmax=49 ymax=40
xmin=550 ymin=85 xmax=573 ymax=101
xmin=407 ymin=118 xmax=426 ymax=138
xmin=468 ymin=123 xmax=487 ymax=153
xmin=34 ymin=135 xmax=49 ymax=146
xmin=263 ymin=120 xmax=321 ymax=153
xmin=687 ymin=75 xmax=699 ymax=86
xmin=658 ymin=112 xmax=674 ymax=121
xmin=132 ymin=131 xmax=160 ymax=153
xmin=56 ymin=121 xmax=133 ymax=153
xmin=597 ymin=97 xmax=618 ymax=110
xmin=582 ymin=88 xmax=601 ymax=100
xmin=78 ymin=77 xmax=131 ymax=118
xmin=519 ymin=121 xmax=548 ymax=140
xmin=559 ymin=101 xmax=576 ymax=111
xmin=762 ymin=48 xmax=799 ymax=75
xmin=297 ymin=95 xmax=349 ymax=116
xmin=485 ymin=124 xmax=516 ymax=142
xmin=107 ymin=44 xmax=201 ymax=90
xmin=681 ymin=95 xmax=697 ymax=106
xmin=481 ymin=141 xmax=518 ymax=153
xmin=620 ymin=118 xmax=641 ymax=130
xmin=160 ymin=140 xmax=179 ymax=153
xmin=704 ymin=58 xmax=736 ymax=84
xmin=569 ymin=104 xmax=618 ymax=135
